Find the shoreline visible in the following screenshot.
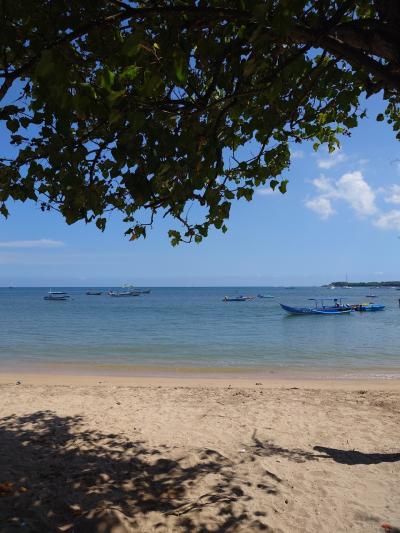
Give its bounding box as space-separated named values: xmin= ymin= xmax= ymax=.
xmin=1 ymin=370 xmax=400 ymax=390
xmin=1 ymin=360 xmax=400 ymax=378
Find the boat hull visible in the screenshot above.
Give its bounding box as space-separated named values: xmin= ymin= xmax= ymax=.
xmin=280 ymin=304 xmax=351 ymax=315
xmin=351 ymin=304 xmax=385 ymax=312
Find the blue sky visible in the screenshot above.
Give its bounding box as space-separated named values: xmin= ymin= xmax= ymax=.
xmin=1 ymin=93 xmax=399 ymax=286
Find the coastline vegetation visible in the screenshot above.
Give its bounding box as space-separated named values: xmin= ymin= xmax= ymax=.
xmin=325 ymin=281 xmax=400 ymax=287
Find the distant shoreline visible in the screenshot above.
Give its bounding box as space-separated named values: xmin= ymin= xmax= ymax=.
xmin=324 ymin=281 xmax=400 ymax=287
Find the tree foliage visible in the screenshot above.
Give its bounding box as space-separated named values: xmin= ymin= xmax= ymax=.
xmin=1 ymin=0 xmax=399 ymax=243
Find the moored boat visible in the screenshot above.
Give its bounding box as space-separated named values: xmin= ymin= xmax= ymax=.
xmin=350 ymin=303 xmax=385 ymax=312
xmin=280 ymin=304 xmax=351 ymax=315
xmin=257 ymin=294 xmax=274 ymax=299
xmin=86 ymin=290 xmax=102 ymax=295
xmin=280 ymin=298 xmax=352 ymax=315
xmin=108 ymin=289 xmax=140 ymax=297
xmin=223 ymin=295 xmax=256 ymax=302
xmin=44 ymin=290 xmax=70 ymax=301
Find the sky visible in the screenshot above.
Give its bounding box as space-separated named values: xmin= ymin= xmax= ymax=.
xmin=1 ymin=93 xmax=400 ymax=286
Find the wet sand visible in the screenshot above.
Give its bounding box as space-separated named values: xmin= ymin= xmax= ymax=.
xmin=0 ymin=373 xmax=399 ymax=532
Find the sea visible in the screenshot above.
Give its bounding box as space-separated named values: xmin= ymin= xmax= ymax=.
xmin=1 ymin=287 xmax=399 ymax=378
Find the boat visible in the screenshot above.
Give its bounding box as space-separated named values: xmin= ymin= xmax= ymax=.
xmin=350 ymin=303 xmax=385 ymax=312
xmin=108 ymin=289 xmax=140 ymax=297
xmin=223 ymin=295 xmax=256 ymax=302
xmin=280 ymin=298 xmax=352 ymax=315
xmin=257 ymin=294 xmax=274 ymax=299
xmin=86 ymin=290 xmax=102 ymax=295
xmin=44 ymin=290 xmax=70 ymax=301
xmin=123 ymin=283 xmax=150 ymax=294
xmin=365 ymin=294 xmax=376 ymax=298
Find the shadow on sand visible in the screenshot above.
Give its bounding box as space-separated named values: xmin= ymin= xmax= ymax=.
xmin=251 ymin=430 xmax=400 ymax=466
xmin=0 ymin=411 xmax=276 ymax=532
xmin=313 ymin=446 xmax=400 ymax=465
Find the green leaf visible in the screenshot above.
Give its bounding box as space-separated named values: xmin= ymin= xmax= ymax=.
xmin=99 ymin=68 xmax=115 ymax=90
xmin=6 ymin=119 xmax=19 ymax=133
xmin=376 ymin=113 xmax=385 ymax=122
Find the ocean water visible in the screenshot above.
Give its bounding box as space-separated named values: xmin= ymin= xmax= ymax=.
xmin=1 ymin=287 xmax=399 ymax=375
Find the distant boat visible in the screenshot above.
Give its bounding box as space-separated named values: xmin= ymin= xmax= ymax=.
xmin=365 ymin=294 xmax=376 ymax=298
xmin=223 ymin=295 xmax=256 ymax=302
xmin=123 ymin=284 xmax=150 ymax=294
xmin=350 ymin=303 xmax=385 ymax=312
xmin=280 ymin=298 xmax=351 ymax=315
xmin=44 ymin=290 xmax=69 ymax=301
xmin=108 ymin=289 xmax=140 ymax=297
xmin=86 ymin=290 xmax=102 ymax=295
xmin=257 ymin=294 xmax=274 ymax=299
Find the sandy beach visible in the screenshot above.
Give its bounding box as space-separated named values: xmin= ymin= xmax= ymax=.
xmin=0 ymin=373 xmax=399 ymax=532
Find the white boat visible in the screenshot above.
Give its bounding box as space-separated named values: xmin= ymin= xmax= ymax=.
xmin=44 ymin=290 xmax=70 ymax=301
xmin=108 ymin=289 xmax=140 ymax=297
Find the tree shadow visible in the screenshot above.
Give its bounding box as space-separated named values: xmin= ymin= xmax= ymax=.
xmin=313 ymin=446 xmax=400 ymax=465
xmin=250 ymin=430 xmax=319 ymax=463
xmin=0 ymin=411 xmax=277 ymax=532
xmin=250 ymin=431 xmax=400 ymax=467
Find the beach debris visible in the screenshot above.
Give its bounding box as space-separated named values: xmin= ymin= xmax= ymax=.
xmin=0 ymin=481 xmax=14 ymax=495
xmin=382 ymin=523 xmax=400 ymax=533
xmin=16 ymin=381 xmax=21 ymax=385
xmin=57 ymin=524 xmax=74 ymax=532
xmin=68 ymin=503 xmax=82 ymax=515
xmin=239 ymin=448 xmax=246 ymax=453
xmin=116 ymin=401 xmax=121 ymax=405
xmin=256 ymin=383 xmax=262 ymax=386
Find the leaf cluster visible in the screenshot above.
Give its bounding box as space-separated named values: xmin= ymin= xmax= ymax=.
xmin=0 ymin=0 xmax=399 ymax=242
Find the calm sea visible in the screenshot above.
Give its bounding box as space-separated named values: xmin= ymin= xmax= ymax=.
xmin=1 ymin=287 xmax=399 ymax=377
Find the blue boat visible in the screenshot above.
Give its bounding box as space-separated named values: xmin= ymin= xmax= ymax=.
xmin=280 ymin=298 xmax=352 ymax=315
xmin=351 ymin=303 xmax=385 ymax=312
xmin=257 ymin=294 xmax=274 ymax=299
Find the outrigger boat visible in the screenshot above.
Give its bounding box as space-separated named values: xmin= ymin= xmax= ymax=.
xmin=280 ymin=298 xmax=352 ymax=315
xmin=223 ymin=295 xmax=256 ymax=302
xmin=108 ymin=289 xmax=140 ymax=297
xmin=350 ymin=302 xmax=385 ymax=312
xmin=44 ymin=290 xmax=70 ymax=301
xmin=123 ymin=284 xmax=151 ymax=294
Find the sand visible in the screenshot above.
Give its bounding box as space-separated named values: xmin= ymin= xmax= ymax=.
xmin=0 ymin=373 xmax=399 ymax=533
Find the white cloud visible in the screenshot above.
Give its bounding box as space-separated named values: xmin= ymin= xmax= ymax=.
xmin=306 ymin=170 xmax=377 ymax=219
xmin=336 ymin=171 xmax=377 ymax=216
xmin=384 ymin=184 xmax=400 ymax=205
xmin=311 ymin=175 xmax=335 ymax=194
xmin=0 ymin=239 xmax=65 ymax=249
xmin=317 ymin=149 xmax=348 ymax=169
xmin=257 ymin=187 xmax=277 ymax=196
xmin=305 ymin=196 xmax=335 ymax=219
xmin=291 ymin=149 xmax=304 ymax=159
xmin=373 ymin=210 xmax=400 ymax=230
